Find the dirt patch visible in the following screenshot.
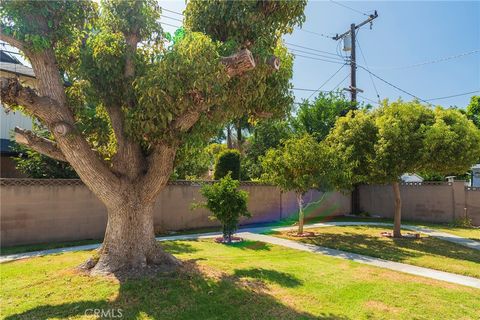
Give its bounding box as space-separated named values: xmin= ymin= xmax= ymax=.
xmin=287 ymin=231 xmax=316 ymax=238
xmin=364 ymin=300 xmax=400 ymax=313
xmin=380 ymin=232 xmax=421 ymax=239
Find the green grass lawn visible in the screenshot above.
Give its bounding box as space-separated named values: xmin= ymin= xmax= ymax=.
xmin=324 ymin=216 xmax=480 ymax=241
xmin=1 ymin=239 xmax=479 ymax=319
xmin=275 ymin=225 xmax=480 ymax=278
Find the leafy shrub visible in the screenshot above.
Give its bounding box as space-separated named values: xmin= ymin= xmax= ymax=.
xmin=195 ymin=173 xmax=250 ymax=242
xmin=451 ymin=216 xmax=473 ymax=228
xmin=214 ymin=149 xmax=241 ymax=180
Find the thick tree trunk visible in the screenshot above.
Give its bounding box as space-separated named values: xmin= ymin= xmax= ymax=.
xmin=297 ymin=193 xmax=304 ymax=235
xmin=85 ymin=196 xmax=180 ymax=276
xmin=392 ymin=182 xmax=402 ymax=238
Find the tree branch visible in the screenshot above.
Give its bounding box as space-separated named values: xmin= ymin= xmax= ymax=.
xmin=0 ymin=31 xmax=26 ymax=51
xmin=221 ymin=49 xmax=256 ymax=77
xmin=105 ymin=105 xmax=145 ymax=179
xmin=14 ymin=127 xmax=66 ymax=161
xmin=0 ymin=77 xmax=59 ymax=121
xmin=138 ymin=143 xmax=177 ymax=202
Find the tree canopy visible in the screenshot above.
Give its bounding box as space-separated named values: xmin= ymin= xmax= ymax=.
xmin=325 ymin=100 xmax=480 ymax=236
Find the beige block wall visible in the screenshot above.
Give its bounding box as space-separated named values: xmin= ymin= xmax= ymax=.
xmin=466 ymin=188 xmax=480 ymax=225
xmin=359 ymin=182 xmax=480 ymax=226
xmin=1 ymin=180 xmax=350 ymax=247
xmin=359 ymin=183 xmax=454 ymax=223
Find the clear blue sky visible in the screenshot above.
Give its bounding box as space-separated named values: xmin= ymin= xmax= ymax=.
xmin=161 ymin=0 xmax=480 ymax=108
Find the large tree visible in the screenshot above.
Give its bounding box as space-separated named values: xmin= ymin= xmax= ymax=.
xmin=0 ymin=0 xmax=306 ymax=275
xmin=326 ymin=101 xmax=480 ymax=237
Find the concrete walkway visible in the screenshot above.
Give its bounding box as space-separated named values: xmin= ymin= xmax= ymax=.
xmin=2 ymin=222 xmax=479 ymax=289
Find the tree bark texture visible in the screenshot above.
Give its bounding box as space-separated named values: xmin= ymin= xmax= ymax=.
xmin=221 ymin=49 xmax=256 ymax=77
xmin=90 ymin=195 xmax=179 ymax=275
xmin=392 ymin=182 xmax=402 ymax=238
xmin=297 ymin=193 xmax=304 ymax=235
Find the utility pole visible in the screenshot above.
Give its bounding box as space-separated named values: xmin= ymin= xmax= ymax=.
xmin=333 ymin=10 xmax=378 ymax=215
xmin=333 ymin=10 xmax=378 ymax=109
xmin=350 ymin=23 xmax=356 ymax=105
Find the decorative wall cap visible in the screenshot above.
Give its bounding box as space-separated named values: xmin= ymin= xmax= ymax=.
xmin=0 ymin=178 xmax=83 ymax=186
xmin=400 ymin=181 xmax=452 ymax=186
xmin=466 ymin=186 xmax=479 ymax=191
xmin=0 ymin=178 xmax=272 ymax=187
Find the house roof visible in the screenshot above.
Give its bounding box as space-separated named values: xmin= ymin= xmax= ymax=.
xmin=0 ymin=61 xmax=35 ymax=78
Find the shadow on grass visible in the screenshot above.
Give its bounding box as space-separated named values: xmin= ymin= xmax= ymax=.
xmin=160 ymin=241 xmax=199 ymax=254
xmin=228 ymin=240 xmax=271 ymax=251
xmin=233 ymin=267 xmax=303 ymax=288
xmin=4 ymin=262 xmax=349 ymax=320
xmin=297 ymin=226 xmax=480 ymax=264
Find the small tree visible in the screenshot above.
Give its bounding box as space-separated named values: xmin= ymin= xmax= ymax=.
xmin=261 ymin=134 xmax=330 ymax=234
xmin=326 ymin=101 xmax=480 ymax=238
xmin=214 ymin=149 xmax=241 ymax=180
xmin=195 ymin=174 xmax=250 ymax=243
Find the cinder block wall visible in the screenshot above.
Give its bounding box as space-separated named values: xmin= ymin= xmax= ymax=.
xmin=0 ymin=179 xmax=350 ymax=247
xmin=359 ymin=181 xmax=480 ymax=225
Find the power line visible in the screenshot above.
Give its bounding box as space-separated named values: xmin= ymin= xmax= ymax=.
xmin=161 ymin=22 xmax=182 ymax=29
xmin=292 ymin=53 xmax=348 ymax=65
xmin=297 ymin=28 xmax=334 ymax=39
xmin=161 ymin=7 xmax=184 ymax=16
xmin=308 ymin=63 xmax=348 ymax=99
xmin=329 ymin=0 xmax=369 ymax=17
xmin=356 ymin=37 xmax=381 ymax=102
xmin=426 ymin=90 xmax=480 ymax=102
xmin=367 ymin=49 xmax=480 ymax=70
xmin=284 ymin=42 xmax=342 ymax=58
xmin=288 ymin=47 xmax=346 ymax=62
xmin=161 ymin=14 xmax=183 ymax=23
xmin=332 ymin=72 xmax=350 ymax=91
xmin=358 ymin=94 xmax=380 ymax=105
xmin=357 ymin=65 xmax=427 ymax=103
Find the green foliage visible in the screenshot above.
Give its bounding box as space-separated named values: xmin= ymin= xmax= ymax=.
xmin=325 ymin=110 xmax=378 ymax=190
xmin=1 ymin=1 xmax=95 ymax=51
xmin=11 ymin=126 xmax=78 ymax=179
xmin=422 ymin=107 xmax=480 ymax=174
xmin=173 ymin=143 xmax=227 ymax=180
xmin=466 ymin=96 xmax=480 ymax=129
xmin=184 ymin=1 xmax=306 ymax=54
xmin=13 ymin=145 xmax=78 ymax=179
xmin=243 ymin=119 xmax=293 ymax=179
xmin=370 ymin=100 xmax=435 ymax=183
xmin=214 ymin=149 xmax=241 ymax=180
xmin=129 ymin=32 xmax=228 ymax=143
xmin=195 ymin=174 xmax=250 ymax=242
xmin=292 ymin=92 xmax=352 ymax=141
xmin=260 ymin=134 xmax=330 ymax=194
xmin=326 ymin=100 xmax=480 ymax=189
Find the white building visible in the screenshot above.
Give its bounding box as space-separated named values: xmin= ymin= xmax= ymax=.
xmin=400 ymin=173 xmax=424 ymax=183
xmin=0 ymin=48 xmax=35 ymax=177
xmin=472 ymin=164 xmax=480 ymax=187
